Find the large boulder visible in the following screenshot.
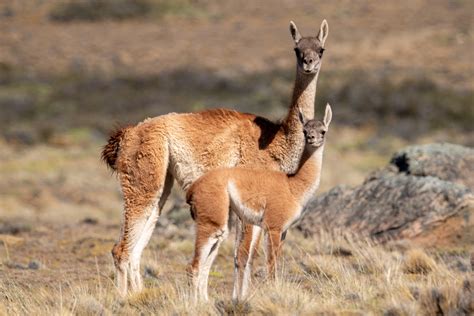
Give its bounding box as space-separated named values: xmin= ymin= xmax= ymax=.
xmin=296 ymin=143 xmax=474 ymax=243
xmin=390 ymin=143 xmax=474 ymax=190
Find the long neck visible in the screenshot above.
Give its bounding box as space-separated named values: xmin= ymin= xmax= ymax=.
xmin=283 ymin=67 xmax=319 ymax=131
xmin=288 ymin=145 xmax=324 ymax=205
xmin=267 ymin=65 xmax=320 ymax=175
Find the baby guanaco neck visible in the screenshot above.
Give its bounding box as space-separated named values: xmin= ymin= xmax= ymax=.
xmin=288 ymin=143 xmax=324 ymax=204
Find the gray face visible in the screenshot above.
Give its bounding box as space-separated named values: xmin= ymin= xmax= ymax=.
xmin=294 ymin=37 xmax=325 ymax=74
xmin=303 ymin=120 xmax=327 ymax=148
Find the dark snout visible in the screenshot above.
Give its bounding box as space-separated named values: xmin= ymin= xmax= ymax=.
xmin=306 ymin=132 xmax=324 ymax=147
xmin=302 ymin=54 xmax=320 ymax=73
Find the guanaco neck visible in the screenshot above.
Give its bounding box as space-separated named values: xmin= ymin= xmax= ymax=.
xmin=272 ymin=68 xmax=319 ymax=174
xmin=284 ymin=67 xmax=319 ymax=132
xmin=288 ymin=144 xmax=324 ymax=205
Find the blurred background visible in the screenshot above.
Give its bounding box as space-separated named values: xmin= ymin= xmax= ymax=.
xmin=0 ymin=0 xmax=472 ymax=224
xmin=0 ymin=2 xmax=473 ymax=313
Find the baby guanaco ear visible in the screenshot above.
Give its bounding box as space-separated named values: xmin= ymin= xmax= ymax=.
xmin=297 ymin=106 xmax=307 ymax=125
xmin=317 ymin=19 xmax=329 ymax=47
xmin=289 ymin=21 xmax=302 ymax=44
xmin=323 ymin=103 xmax=332 ymax=127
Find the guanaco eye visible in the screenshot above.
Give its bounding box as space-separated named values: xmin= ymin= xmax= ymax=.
xmin=321 ymin=130 xmax=326 ymax=136
xmin=294 ymin=47 xmax=303 ymax=58
xmin=319 ymin=48 xmax=325 ymax=57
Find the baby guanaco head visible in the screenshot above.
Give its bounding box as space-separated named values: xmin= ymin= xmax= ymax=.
xmin=289 ymin=20 xmax=329 ymax=75
xmin=299 ymin=104 xmax=332 ymax=149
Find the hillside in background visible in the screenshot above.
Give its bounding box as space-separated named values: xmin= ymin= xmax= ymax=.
xmin=0 ymin=0 xmax=472 ymax=142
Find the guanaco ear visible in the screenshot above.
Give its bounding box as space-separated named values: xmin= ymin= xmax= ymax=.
xmin=323 ymin=103 xmax=332 ymax=127
xmin=317 ymin=19 xmax=329 ymax=47
xmin=289 ymin=21 xmax=302 ymax=44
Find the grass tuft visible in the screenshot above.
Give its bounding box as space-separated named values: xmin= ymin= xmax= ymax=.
xmin=215 ymin=299 xmax=252 ymax=315
xmin=74 ymin=295 xmax=108 ymax=316
xmin=402 ymin=249 xmax=437 ymax=275
xmin=127 ymin=287 xmax=167 ymax=307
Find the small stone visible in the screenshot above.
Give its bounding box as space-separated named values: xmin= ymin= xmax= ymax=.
xmin=28 ymin=260 xmax=42 ymax=270
xmin=5 ymin=261 xmax=26 ymax=269
xmin=82 ymin=218 xmax=98 ymax=225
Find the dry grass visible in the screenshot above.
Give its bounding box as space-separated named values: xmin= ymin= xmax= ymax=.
xmin=0 ymin=230 xmax=472 ymax=315
xmin=401 ymin=249 xmax=438 ymax=275
xmin=1 ymin=137 xmax=471 ymax=315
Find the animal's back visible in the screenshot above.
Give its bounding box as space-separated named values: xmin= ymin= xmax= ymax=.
xmin=187 ymin=167 xmax=295 ymax=226
xmin=225 ymin=168 xmax=296 ymax=226
xmin=116 ymin=108 xmax=284 ymax=190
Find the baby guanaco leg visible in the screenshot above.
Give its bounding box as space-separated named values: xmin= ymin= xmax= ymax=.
xmin=264 ymin=229 xmax=284 ymax=279
xmin=188 ymin=192 xmax=229 ymax=301
xmin=233 ymin=222 xmax=262 ymax=301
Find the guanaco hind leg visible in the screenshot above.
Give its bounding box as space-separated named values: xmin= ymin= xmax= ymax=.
xmin=111 ymin=139 xmax=171 ymax=297
xmin=113 ymin=200 xmax=162 ymax=296
xmin=233 ymin=223 xmax=262 ymax=301
xmin=232 ymin=219 xmax=243 ymax=301
xmin=188 ymin=224 xmax=228 ymax=301
xmin=127 ymin=172 xmax=174 ymax=293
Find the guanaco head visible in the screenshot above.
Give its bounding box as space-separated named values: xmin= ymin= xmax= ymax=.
xmin=289 ymin=20 xmax=329 ymax=75
xmin=299 ymin=104 xmax=332 ymax=148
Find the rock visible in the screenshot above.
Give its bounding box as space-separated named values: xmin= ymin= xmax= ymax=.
xmin=28 ymin=260 xmax=42 ymax=270
xmin=296 ymin=143 xmax=474 ymax=242
xmin=390 ymin=143 xmax=474 ymax=190
xmin=0 ymin=222 xmax=31 ymax=235
xmin=81 ymin=217 xmax=99 ymax=225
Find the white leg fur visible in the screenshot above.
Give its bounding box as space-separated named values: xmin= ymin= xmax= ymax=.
xmin=126 ymin=173 xmax=173 ymax=294
xmin=239 ymin=225 xmax=261 ymax=300
xmin=194 ymin=238 xmax=215 ymax=301
xmin=113 ymin=222 xmax=129 ymax=297
xmin=128 ymin=200 xmax=160 ymax=293
xmin=116 ymin=262 xmax=128 ymax=297
xmin=199 ymin=242 xmax=219 ymax=301
xmin=195 ymin=227 xmax=228 ymax=301
xmin=232 ymin=219 xmax=243 ymax=301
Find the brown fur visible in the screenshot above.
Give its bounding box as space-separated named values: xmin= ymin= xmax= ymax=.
xmin=186 ymin=105 xmax=332 ymax=301
xmin=101 ymin=126 xmax=131 ymax=171
xmin=103 ymin=20 xmax=329 ymax=297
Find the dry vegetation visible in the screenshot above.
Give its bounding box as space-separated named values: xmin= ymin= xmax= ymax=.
xmin=1 ymin=227 xmax=472 ymax=315
xmin=0 ymin=0 xmax=473 ymax=315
